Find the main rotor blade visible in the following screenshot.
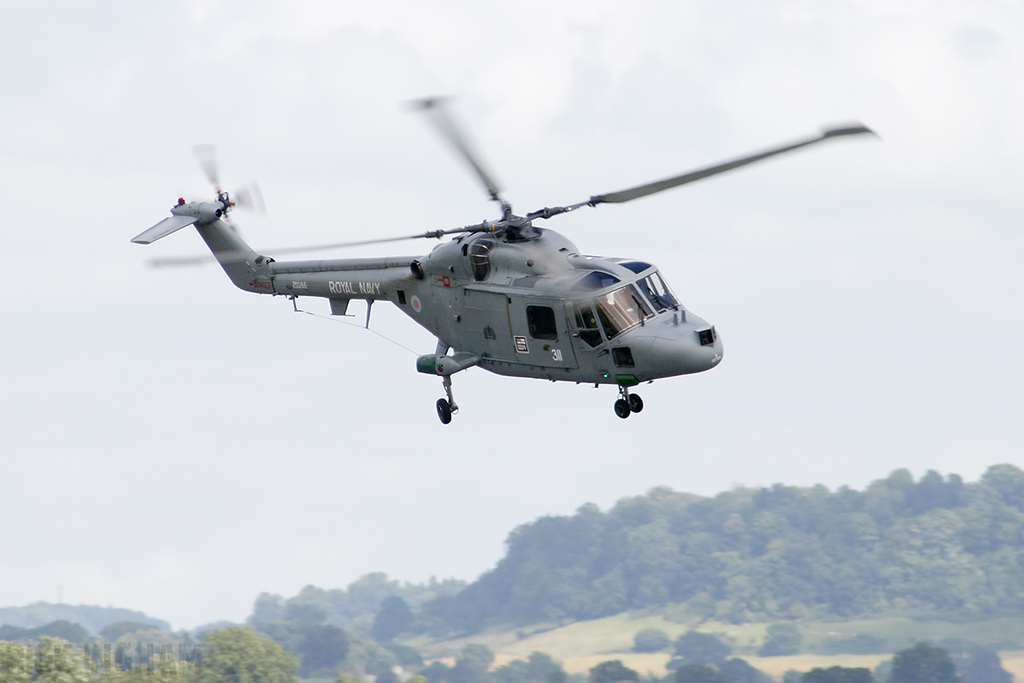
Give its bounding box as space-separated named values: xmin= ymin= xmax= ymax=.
xmin=412 ymin=97 xmax=504 ymax=204
xmin=589 ymin=124 xmax=876 ymax=205
xmin=146 ymin=224 xmax=494 ymax=268
xmin=261 ymin=225 xmax=493 ymax=255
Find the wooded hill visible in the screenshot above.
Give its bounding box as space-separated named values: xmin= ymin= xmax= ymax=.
xmin=11 ymin=465 xmax=1020 ymax=645
xmin=0 ymin=604 xmax=168 ymax=634
xmin=402 ymin=464 xmax=1024 ymax=634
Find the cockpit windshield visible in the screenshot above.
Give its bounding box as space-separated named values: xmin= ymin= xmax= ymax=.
xmin=594 ymin=285 xmax=653 ymax=339
xmin=636 ymin=271 xmax=679 ymax=313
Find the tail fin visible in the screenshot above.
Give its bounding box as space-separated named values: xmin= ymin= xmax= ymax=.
xmin=133 ymin=200 xmax=270 ymax=294
xmin=131 ymin=214 xmax=199 ymax=244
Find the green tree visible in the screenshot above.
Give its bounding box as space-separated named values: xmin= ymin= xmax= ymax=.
xmin=346 ymin=638 xmax=397 ymax=677
xmin=250 ymin=595 xmax=285 ymax=626
xmin=492 ymin=653 xmax=565 ymax=683
xmin=0 ymin=627 xmax=30 ymax=642
xmin=948 ymin=647 xmax=1011 ymax=683
xmin=197 ymin=627 xmax=297 ymax=683
xmin=371 ymin=598 xmax=414 ymax=643
xmin=295 ymin=625 xmax=348 ymax=677
xmin=253 ymin=621 xmax=306 ymax=654
xmin=674 ymin=665 xmax=729 ymax=683
xmin=891 ymin=644 xmax=961 ymax=683
xmin=633 ymin=629 xmax=670 ymax=653
xmin=33 ymin=623 xmax=89 ymax=646
xmin=447 ymin=647 xmax=494 ymax=683
xmin=524 ymin=652 xmax=564 ymax=683
xmin=99 ymin=622 xmax=164 ymax=642
xmin=282 ymin=603 xmax=327 ymax=625
xmin=589 ymin=661 xmax=639 ymax=683
xmin=31 ymin=637 xmax=88 ymax=683
xmin=980 ymin=464 xmax=1024 ymax=511
xmin=721 ymin=658 xmax=771 ymax=683
xmin=802 ymin=667 xmax=874 ymax=683
xmin=0 ymin=641 xmax=32 ymax=683
xmin=674 ymin=632 xmax=731 ymax=666
xmin=0 ymin=624 xmax=90 ymax=647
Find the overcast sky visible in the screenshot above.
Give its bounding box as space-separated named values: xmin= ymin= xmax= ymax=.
xmin=1 ymin=0 xmax=1021 ymax=631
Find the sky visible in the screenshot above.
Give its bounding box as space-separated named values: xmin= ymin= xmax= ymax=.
xmin=1 ymin=0 xmax=1022 ymax=631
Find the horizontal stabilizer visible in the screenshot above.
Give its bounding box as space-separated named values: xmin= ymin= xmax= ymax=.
xmin=131 ymin=214 xmax=199 ymax=245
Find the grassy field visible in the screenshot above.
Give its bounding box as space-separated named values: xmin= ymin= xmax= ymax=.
xmin=407 ymin=611 xmax=1024 ymax=679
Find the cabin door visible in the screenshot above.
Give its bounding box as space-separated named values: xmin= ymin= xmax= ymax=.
xmin=507 ymin=296 xmax=579 ymax=369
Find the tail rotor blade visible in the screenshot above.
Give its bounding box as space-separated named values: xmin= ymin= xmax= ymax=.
xmin=234 ymin=182 xmax=266 ymax=214
xmin=193 ymin=143 xmax=221 ymax=191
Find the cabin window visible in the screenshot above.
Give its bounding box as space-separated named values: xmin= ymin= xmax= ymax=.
xmin=527 ymin=306 xmax=558 ymax=340
xmin=572 ymin=303 xmax=603 ymax=347
xmin=469 ymin=241 xmax=493 ymax=282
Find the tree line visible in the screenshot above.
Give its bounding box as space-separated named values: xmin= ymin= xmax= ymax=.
xmin=0 ymin=626 xmax=1015 ymax=683
xmin=250 ymin=465 xmax=1024 ymax=637
xmin=416 ymin=464 xmax=1024 ymax=632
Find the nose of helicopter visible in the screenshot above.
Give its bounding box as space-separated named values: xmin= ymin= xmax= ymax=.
xmin=643 ymin=313 xmax=724 ymax=377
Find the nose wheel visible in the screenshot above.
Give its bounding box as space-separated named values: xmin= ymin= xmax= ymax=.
xmin=436 ymin=398 xmax=453 ymax=424
xmin=436 ymin=375 xmax=458 ymax=425
xmin=614 ymin=386 xmax=644 ymax=419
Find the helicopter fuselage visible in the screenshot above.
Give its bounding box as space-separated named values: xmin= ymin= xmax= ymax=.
xmin=250 ymin=225 xmax=723 ymax=387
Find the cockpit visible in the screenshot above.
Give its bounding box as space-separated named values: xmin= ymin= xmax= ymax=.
xmin=571 ymin=263 xmax=682 ymax=347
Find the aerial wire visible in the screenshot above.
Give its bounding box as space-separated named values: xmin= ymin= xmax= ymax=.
xmin=288 ymin=299 xmax=419 ymax=355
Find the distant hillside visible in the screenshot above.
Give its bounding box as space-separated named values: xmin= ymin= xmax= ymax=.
xmin=0 ymin=603 xmax=168 ymax=634
xmin=417 ymin=465 xmax=1024 ymax=633
xmin=250 ymin=573 xmax=466 ymax=631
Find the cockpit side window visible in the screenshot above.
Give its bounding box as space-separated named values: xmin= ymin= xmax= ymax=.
xmin=572 ymin=302 xmax=603 ymax=347
xmin=637 ymin=271 xmax=679 ymax=312
xmin=469 ymin=241 xmax=493 ymax=282
xmin=594 ymin=285 xmax=653 ymax=339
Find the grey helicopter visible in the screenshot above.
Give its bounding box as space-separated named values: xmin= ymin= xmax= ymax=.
xmin=133 ymin=100 xmax=873 ymax=424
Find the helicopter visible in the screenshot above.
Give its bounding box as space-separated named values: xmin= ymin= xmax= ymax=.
xmin=132 ymin=100 xmax=873 ymax=424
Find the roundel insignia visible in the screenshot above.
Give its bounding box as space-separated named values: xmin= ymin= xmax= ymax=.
xmin=411 ymin=295 xmax=422 ymax=313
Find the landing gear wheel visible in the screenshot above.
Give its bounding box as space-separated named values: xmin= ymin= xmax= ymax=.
xmin=614 ymin=399 xmax=631 ymax=419
xmin=436 ymin=398 xmax=453 ymax=425
xmin=629 ymin=394 xmax=644 ymax=413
